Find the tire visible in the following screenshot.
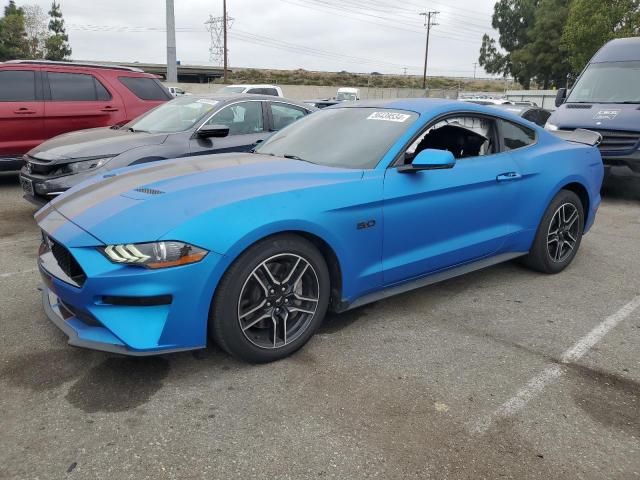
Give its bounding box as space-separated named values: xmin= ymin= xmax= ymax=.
xmin=209 ymin=234 xmax=330 ymax=363
xmin=521 ymin=189 xmax=584 ymax=274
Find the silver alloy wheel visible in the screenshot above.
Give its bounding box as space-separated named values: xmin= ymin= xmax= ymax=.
xmin=237 ymin=253 xmax=320 ymax=349
xmin=547 ymin=202 xmax=580 ymax=263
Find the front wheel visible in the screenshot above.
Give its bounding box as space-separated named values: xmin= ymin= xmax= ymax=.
xmin=209 ymin=234 xmax=330 ymax=363
xmin=521 ymin=189 xmax=584 ymax=274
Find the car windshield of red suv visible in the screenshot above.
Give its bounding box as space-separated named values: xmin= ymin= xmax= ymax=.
xmin=125 ymin=96 xmax=220 ymax=133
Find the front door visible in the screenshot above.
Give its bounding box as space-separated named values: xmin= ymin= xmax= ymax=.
xmin=382 ymin=115 xmax=522 ymax=285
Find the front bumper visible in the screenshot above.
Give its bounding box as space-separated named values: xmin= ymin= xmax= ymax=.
xmin=0 ymin=156 xmax=25 ymax=172
xmin=37 ymin=221 xmax=222 ymax=356
xmin=602 ymin=149 xmax=640 ymax=173
xmin=20 ymin=167 xmax=99 ymax=205
xmin=40 ymin=285 xmax=196 ymax=356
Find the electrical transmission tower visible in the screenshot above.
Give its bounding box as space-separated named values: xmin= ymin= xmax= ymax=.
xmin=205 ymin=5 xmax=233 ymax=74
xmin=419 ymin=10 xmax=439 ymax=90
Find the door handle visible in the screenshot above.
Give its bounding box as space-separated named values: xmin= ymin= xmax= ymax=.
xmin=14 ymin=108 xmax=36 ymax=114
xmin=496 ymin=172 xmax=522 ymax=182
xmin=101 ymin=106 xmax=119 ymax=112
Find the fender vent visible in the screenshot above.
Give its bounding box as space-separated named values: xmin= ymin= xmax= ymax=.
xmin=134 ymin=187 xmax=165 ymax=195
xmin=566 ymin=104 xmax=592 ymax=109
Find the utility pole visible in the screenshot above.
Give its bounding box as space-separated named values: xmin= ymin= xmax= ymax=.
xmin=223 ymin=0 xmax=228 ymax=83
xmin=165 ymin=0 xmax=177 ymax=83
xmin=473 ymin=62 xmax=478 ymax=79
xmin=402 ymin=67 xmax=408 ymax=76
xmin=419 ymin=10 xmax=439 ymax=90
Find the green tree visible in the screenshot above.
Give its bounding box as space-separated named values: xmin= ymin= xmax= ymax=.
xmin=478 ymin=0 xmax=539 ymax=89
xmin=44 ymin=1 xmax=70 ymax=61
xmin=562 ymin=0 xmax=640 ymax=72
xmin=513 ymin=0 xmax=572 ymax=88
xmin=0 ymin=0 xmax=29 ymax=61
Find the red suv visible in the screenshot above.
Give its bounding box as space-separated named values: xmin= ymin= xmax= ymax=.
xmin=0 ymin=60 xmax=172 ymax=171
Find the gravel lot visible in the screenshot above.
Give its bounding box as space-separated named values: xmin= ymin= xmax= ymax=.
xmin=0 ymin=171 xmax=639 ymax=480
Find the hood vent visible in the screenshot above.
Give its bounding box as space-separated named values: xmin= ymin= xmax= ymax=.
xmin=566 ymin=104 xmax=592 ymax=109
xmin=134 ymin=187 xmax=165 ymax=195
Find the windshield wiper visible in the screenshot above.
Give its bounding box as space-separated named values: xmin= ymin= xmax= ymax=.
xmin=127 ymin=127 xmax=149 ymax=133
xmin=283 ymin=154 xmax=315 ymax=164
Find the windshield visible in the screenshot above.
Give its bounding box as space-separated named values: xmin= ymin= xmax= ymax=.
xmin=219 ymin=86 xmax=246 ymax=94
xmin=255 ymin=107 xmax=418 ymax=169
xmin=336 ymin=92 xmax=357 ymax=101
xmin=567 ymin=61 xmax=640 ymax=103
xmin=126 ymin=97 xmax=219 ymax=133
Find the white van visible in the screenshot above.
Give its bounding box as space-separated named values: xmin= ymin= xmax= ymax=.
xmin=336 ymin=87 xmax=360 ymax=101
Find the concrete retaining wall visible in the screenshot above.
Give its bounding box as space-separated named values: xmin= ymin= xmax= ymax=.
xmin=164 ymin=82 xmax=459 ymax=101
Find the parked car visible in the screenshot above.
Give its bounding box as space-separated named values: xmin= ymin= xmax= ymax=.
xmin=167 ymin=86 xmax=190 ymax=96
xmin=336 ymin=87 xmax=360 ymax=101
xmin=459 ymin=97 xmax=513 ymax=106
xmin=488 ymin=104 xmax=552 ymax=127
xmin=20 ymin=94 xmax=314 ymax=205
xmin=547 ymin=37 xmax=640 ymax=176
xmin=35 ymin=99 xmax=603 ymax=362
xmin=0 ymin=60 xmax=172 ymax=172
xmin=218 ymin=84 xmax=283 ymax=97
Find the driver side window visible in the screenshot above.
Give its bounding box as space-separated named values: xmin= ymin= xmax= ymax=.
xmin=206 ymin=101 xmax=264 ymax=135
xmin=404 ymin=115 xmax=497 ymax=163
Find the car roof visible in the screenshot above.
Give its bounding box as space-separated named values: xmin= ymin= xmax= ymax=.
xmin=592 ymin=37 xmax=640 ymax=63
xmin=1 ymin=59 xmax=146 ymax=73
xmin=182 ymin=93 xmax=313 ymax=108
xmin=225 ymin=84 xmax=280 ymax=89
xmin=328 ymin=98 xmax=537 ymax=124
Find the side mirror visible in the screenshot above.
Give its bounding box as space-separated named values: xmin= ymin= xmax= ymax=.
xmin=197 ymin=124 xmax=229 ymax=138
xmin=398 ymin=149 xmax=456 ymax=173
xmin=555 ymin=88 xmax=567 ymax=108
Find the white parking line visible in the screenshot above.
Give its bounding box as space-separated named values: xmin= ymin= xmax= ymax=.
xmin=472 ymin=294 xmax=640 ymax=434
xmin=0 ymin=268 xmax=38 ymax=279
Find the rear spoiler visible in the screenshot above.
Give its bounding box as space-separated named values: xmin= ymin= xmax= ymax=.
xmin=551 ymin=128 xmax=602 ymax=147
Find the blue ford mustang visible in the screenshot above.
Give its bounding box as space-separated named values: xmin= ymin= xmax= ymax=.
xmin=35 ymin=99 xmax=604 ymax=362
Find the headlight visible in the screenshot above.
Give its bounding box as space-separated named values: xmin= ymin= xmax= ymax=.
xmin=101 ymin=241 xmax=208 ymax=269
xmin=62 ymin=157 xmax=114 ymax=175
xmin=544 ymin=123 xmax=559 ymax=131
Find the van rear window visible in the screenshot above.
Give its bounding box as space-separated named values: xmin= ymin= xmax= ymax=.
xmin=118 ymin=77 xmax=172 ymax=101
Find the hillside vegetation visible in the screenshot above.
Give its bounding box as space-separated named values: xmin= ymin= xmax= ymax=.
xmin=213 ymin=68 xmax=512 ymax=91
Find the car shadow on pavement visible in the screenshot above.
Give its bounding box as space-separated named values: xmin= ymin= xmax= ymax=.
xmin=0 ymin=172 xmax=20 ymax=186
xmin=602 ymin=170 xmax=640 ymax=202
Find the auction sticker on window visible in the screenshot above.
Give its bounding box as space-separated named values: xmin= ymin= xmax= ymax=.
xmin=367 ymin=111 xmax=412 ymax=122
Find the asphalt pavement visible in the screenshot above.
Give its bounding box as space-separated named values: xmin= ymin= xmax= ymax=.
xmin=0 ymin=171 xmax=639 ymax=480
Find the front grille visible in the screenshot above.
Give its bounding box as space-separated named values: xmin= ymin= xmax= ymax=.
xmin=49 ymin=238 xmax=87 ymax=286
xmin=595 ymin=130 xmax=640 ymax=153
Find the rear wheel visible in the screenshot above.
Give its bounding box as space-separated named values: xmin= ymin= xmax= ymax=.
xmin=522 ymin=189 xmax=584 ymax=274
xmin=209 ymin=234 xmax=330 ymax=363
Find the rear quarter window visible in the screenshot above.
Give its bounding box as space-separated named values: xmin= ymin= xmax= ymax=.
xmin=0 ymin=70 xmax=36 ymax=101
xmin=118 ymin=76 xmax=172 ymax=101
xmin=499 ymin=119 xmax=536 ymax=151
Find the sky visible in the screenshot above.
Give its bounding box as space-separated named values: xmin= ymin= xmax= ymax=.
xmin=23 ymin=0 xmax=499 ymax=78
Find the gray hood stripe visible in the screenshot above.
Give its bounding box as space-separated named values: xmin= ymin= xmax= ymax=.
xmin=47 ymin=154 xmax=281 ymax=221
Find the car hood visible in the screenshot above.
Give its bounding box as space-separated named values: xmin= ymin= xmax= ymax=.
xmin=35 ymin=153 xmax=364 ymax=245
xmin=549 ymin=103 xmax=640 ymax=132
xmin=27 ymin=127 xmax=169 ymax=164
